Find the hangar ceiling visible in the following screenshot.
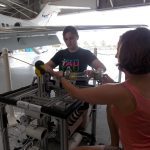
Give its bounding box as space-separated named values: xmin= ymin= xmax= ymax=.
xmin=0 ymin=0 xmax=150 ymax=19
xmin=97 ymin=0 xmax=150 ymax=9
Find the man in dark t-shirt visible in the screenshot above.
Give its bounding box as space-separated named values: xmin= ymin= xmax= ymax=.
xmin=44 ymin=26 xmax=106 ymax=130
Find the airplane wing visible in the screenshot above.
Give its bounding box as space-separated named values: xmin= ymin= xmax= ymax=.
xmin=0 ymin=24 xmax=148 ymax=51
xmin=0 ymin=24 xmax=148 ymax=37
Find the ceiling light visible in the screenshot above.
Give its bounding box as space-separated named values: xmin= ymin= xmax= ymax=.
xmin=57 ymin=5 xmax=91 ymax=10
xmin=0 ymin=3 xmax=6 ymax=8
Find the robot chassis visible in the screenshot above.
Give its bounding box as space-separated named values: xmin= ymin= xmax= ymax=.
xmin=0 ymin=66 xmax=103 ymax=150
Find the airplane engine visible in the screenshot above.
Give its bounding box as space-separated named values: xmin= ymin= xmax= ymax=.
xmin=14 ymin=22 xmax=22 ymax=27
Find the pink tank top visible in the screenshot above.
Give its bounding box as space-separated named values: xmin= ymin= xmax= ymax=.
xmin=112 ymin=82 xmax=150 ymax=150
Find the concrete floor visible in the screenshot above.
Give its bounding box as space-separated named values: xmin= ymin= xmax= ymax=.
xmin=0 ymin=52 xmax=110 ymax=150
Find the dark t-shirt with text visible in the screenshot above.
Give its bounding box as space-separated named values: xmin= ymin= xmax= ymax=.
xmin=51 ymin=47 xmax=96 ymax=72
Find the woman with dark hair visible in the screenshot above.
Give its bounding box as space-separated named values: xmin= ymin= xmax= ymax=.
xmin=56 ymin=27 xmax=150 ymax=150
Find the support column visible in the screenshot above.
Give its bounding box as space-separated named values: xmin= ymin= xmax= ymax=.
xmin=2 ymin=49 xmax=16 ymax=126
xmin=0 ymin=104 xmax=10 ymax=150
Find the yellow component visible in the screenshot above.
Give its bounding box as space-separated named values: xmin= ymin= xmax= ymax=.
xmin=40 ymin=65 xmax=45 ymax=70
xmin=35 ymin=65 xmax=46 ymax=77
xmin=35 ymin=68 xmax=42 ymax=77
xmin=69 ymin=72 xmax=77 ymax=80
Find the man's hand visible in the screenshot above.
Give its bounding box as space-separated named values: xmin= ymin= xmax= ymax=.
xmin=53 ymin=71 xmax=64 ymax=80
xmin=35 ymin=60 xmax=45 ymax=77
xmin=84 ymin=70 xmax=94 ymax=79
xmin=44 ymin=63 xmax=52 ymax=73
xmin=102 ymin=74 xmax=114 ymax=84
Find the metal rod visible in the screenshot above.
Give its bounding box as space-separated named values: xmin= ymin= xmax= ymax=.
xmin=60 ymin=119 xmax=68 ymax=150
xmin=0 ymin=104 xmax=10 ymax=150
xmin=118 ymin=70 xmax=122 ymax=82
xmin=2 ymin=49 xmax=15 ymax=120
xmin=9 ymin=56 xmax=34 ymax=66
xmin=5 ymin=2 xmax=31 ymax=19
xmin=38 ymin=116 xmax=49 ymax=150
xmin=109 ymin=0 xmax=114 ymax=8
xmin=6 ymin=0 xmax=38 ymax=15
xmin=91 ymin=104 xmax=97 ymax=145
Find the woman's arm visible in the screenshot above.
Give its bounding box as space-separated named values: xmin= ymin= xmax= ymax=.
xmin=61 ymin=77 xmax=136 ymax=115
xmin=60 ymin=77 xmax=124 ymax=105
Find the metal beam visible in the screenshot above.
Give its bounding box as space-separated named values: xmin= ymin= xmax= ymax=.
xmin=109 ymin=0 xmax=114 ymax=7
xmin=97 ymin=0 xmax=150 ymax=10
xmin=6 ymin=0 xmax=38 ymax=15
xmin=6 ymin=2 xmax=31 ymax=19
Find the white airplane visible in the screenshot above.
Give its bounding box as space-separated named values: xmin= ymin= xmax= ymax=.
xmin=0 ymin=3 xmax=91 ymax=27
xmin=0 ymin=2 xmax=147 ymax=53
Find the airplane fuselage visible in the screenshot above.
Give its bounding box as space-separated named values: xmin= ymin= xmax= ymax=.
xmin=0 ymin=14 xmax=36 ymax=27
